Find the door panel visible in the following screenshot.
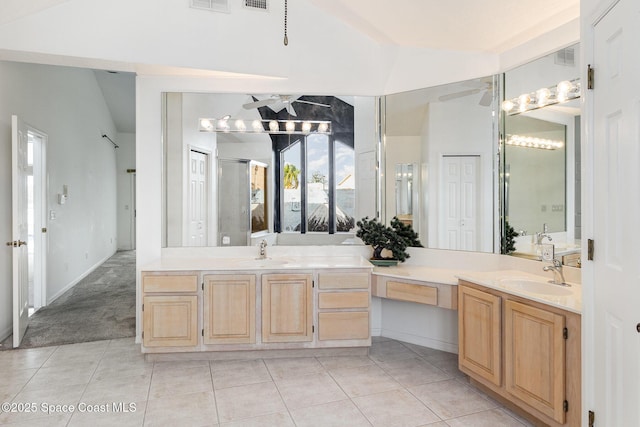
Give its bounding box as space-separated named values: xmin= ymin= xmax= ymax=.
xmin=11 ymin=115 xmax=29 ymax=348
xmin=591 ymin=0 xmax=640 ymax=424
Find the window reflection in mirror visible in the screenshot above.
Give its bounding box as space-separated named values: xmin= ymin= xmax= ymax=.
xmin=383 ymin=76 xmax=498 ymax=253
xmin=162 ymin=93 xmax=372 ymax=248
xmin=501 ymin=43 xmax=581 ymax=265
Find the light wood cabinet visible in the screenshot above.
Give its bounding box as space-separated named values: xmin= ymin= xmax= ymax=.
xmin=458 ymin=285 xmax=501 ymax=386
xmin=142 ymin=273 xmax=199 ymax=348
xmin=203 ymin=274 xmax=256 ymax=345
xmin=458 ymin=281 xmax=581 ymax=427
xmin=372 ymin=275 xmax=457 ymax=310
xmin=505 ymin=300 xmax=566 ymax=424
xmin=317 ymin=272 xmax=370 ymax=342
xmin=262 ymin=274 xmax=313 ymax=343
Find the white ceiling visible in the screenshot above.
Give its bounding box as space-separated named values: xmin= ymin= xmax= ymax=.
xmin=1 ymin=0 xmax=579 ymax=134
xmin=310 ymin=0 xmax=579 ymax=53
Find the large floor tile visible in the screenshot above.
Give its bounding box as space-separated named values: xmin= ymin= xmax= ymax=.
xmin=316 ymin=355 xmax=375 ymax=372
xmin=215 ymin=381 xmax=287 ymax=423
xmin=289 ymin=399 xmax=372 ymax=427
xmin=144 ymin=391 xmax=217 ymax=426
xmin=210 ymin=359 xmax=272 ymax=390
xmin=275 ymin=372 xmax=347 ymax=410
xmin=445 ymin=408 xmax=529 ymax=426
xmin=409 ymin=379 xmax=497 ymax=420
xmin=219 ymin=411 xmax=295 ymax=427
xmin=21 ymin=362 xmax=96 ymax=389
xmin=264 ymin=357 xmax=324 ymax=380
xmin=368 ymin=340 xmax=417 ymax=363
xmin=0 ymin=347 xmax=55 ymax=371
xmin=149 ymin=365 xmax=213 ymax=399
xmin=0 ymin=383 xmax=86 ymax=424
xmin=375 ymin=357 xmax=451 ymax=387
xmin=82 ymin=373 xmax=152 ymax=404
xmin=329 ymin=364 xmax=402 ymax=397
xmin=353 ymin=389 xmax=441 ymax=427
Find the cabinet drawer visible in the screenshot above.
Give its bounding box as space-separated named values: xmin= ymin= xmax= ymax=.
xmin=318 ymin=312 xmax=369 ymax=340
xmin=387 ymin=281 xmax=437 ymax=306
xmin=318 ymin=272 xmax=369 ymax=289
xmin=318 ymin=291 xmax=369 ymax=309
xmin=143 ymin=274 xmax=198 ymax=293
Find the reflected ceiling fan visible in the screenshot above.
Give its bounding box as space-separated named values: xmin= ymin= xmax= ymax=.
xmin=438 ymin=78 xmax=494 ymax=106
xmin=242 ymin=95 xmax=331 ymax=116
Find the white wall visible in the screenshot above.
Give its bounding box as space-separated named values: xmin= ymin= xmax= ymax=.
xmin=425 ymin=94 xmax=495 ymax=253
xmin=116 ymin=132 xmax=136 ymax=250
xmin=0 ymin=61 xmax=118 ymax=340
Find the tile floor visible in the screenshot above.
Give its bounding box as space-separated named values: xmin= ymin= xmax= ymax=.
xmin=0 ymin=337 xmax=533 ymax=426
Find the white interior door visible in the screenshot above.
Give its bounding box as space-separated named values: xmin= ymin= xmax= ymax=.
xmin=187 ymin=149 xmax=208 ymax=246
xmin=441 ymin=155 xmax=480 ymax=251
xmin=10 ymin=115 xmax=29 ymax=347
xmin=590 ymin=0 xmax=640 ymax=424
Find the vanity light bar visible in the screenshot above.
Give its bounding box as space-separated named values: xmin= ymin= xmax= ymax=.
xmin=501 ymin=78 xmax=581 ymax=116
xmin=506 ymin=134 xmax=564 ymax=150
xmin=198 ymin=118 xmax=332 ymax=135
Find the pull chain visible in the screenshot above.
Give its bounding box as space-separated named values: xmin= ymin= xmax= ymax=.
xmin=283 ymin=0 xmax=288 ymax=46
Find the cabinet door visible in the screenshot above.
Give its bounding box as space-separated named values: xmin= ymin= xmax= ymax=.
xmin=143 ymin=295 xmax=198 ymax=347
xmin=262 ymin=274 xmax=313 ymax=343
xmin=505 ymin=300 xmax=566 ymax=424
xmin=203 ymin=274 xmax=256 ymax=345
xmin=458 ymin=285 xmax=501 ymax=386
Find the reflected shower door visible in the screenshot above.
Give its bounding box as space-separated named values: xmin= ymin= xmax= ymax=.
xmin=218 ymin=159 xmax=250 ymax=246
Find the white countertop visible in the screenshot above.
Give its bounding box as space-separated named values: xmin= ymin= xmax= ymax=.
xmin=372 ymin=265 xmax=463 ymax=285
xmin=142 ymin=255 xmax=373 ymax=272
xmin=457 ymin=270 xmax=582 ymax=314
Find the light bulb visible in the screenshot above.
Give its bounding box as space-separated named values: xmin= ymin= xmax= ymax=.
xmin=557 ymin=80 xmax=573 ymax=94
xmin=269 ymin=120 xmax=279 ymax=132
xmin=518 ymin=94 xmax=531 ymax=112
xmin=217 ymin=118 xmax=229 ymax=131
xmin=200 ymin=119 xmax=213 ymax=130
xmin=252 ymin=120 xmax=263 ymax=132
xmin=235 ymin=119 xmax=246 ymax=131
xmin=317 ymin=122 xmax=328 ymax=133
xmin=285 ymin=121 xmax=295 ymax=133
xmin=536 ymin=88 xmax=551 ymax=106
xmin=302 ymin=121 xmax=312 ymax=133
xmin=501 ymin=100 xmax=515 ymax=112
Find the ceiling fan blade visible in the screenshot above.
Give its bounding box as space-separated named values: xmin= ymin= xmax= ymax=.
xmin=243 ymin=98 xmax=277 ymax=109
xmin=479 ymin=90 xmax=493 ymax=106
xmin=438 ymin=88 xmax=481 ymax=102
xmin=295 ymin=99 xmax=331 ymax=108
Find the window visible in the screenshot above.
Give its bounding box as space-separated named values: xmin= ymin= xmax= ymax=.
xmin=278 ymin=135 xmax=355 ymax=233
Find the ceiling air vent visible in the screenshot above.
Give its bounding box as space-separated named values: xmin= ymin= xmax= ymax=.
xmin=244 ymin=0 xmax=269 ymax=11
xmin=190 ymin=0 xmax=229 ymax=13
xmin=555 ymin=47 xmax=575 ymax=67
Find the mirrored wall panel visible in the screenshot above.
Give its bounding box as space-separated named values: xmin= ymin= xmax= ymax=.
xmin=382 ymin=76 xmax=498 ymax=253
xmin=501 ymin=43 xmax=581 ymax=265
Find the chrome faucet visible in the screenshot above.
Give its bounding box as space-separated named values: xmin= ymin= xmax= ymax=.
xmin=535 ymin=223 xmax=552 ymax=245
xmin=258 ymin=239 xmax=268 ymax=260
xmin=543 ymin=259 xmax=568 ymax=286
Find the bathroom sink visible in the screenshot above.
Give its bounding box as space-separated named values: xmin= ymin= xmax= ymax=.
xmin=500 ymin=279 xmax=573 ymax=296
xmin=234 ymin=258 xmax=291 ymax=268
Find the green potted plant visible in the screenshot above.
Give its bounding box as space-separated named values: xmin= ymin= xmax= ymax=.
xmin=501 ymin=220 xmax=519 ymax=254
xmin=356 ymin=216 xmax=423 ymax=266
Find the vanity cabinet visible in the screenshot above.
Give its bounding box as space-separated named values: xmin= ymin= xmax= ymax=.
xmin=203 ymin=274 xmax=256 ymax=345
xmin=458 ymin=285 xmax=501 ymax=386
xmin=372 ymin=275 xmax=457 ymax=310
xmin=262 ymin=273 xmax=313 ymax=343
xmin=458 ymin=281 xmax=581 ymax=426
xmin=141 ymin=273 xmax=199 ymax=348
xmin=317 ymin=272 xmax=370 ymax=342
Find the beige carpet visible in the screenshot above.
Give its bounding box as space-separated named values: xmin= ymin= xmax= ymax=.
xmin=1 ymin=250 xmax=136 ymax=350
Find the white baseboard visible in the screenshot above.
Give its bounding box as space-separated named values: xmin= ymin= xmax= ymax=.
xmin=380 ymin=328 xmax=458 ymax=354
xmin=370 ymin=327 xmax=382 ymax=337
xmin=47 ymin=251 xmax=116 ymax=304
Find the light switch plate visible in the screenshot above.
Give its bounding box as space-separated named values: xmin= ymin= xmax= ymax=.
xmin=540 ymin=244 xmax=555 ymax=261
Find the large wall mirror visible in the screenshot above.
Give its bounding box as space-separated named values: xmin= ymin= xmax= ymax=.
xmin=501 ymin=43 xmax=581 ymax=265
xmin=382 ymin=76 xmax=499 ymax=253
xmin=162 ymin=92 xmax=376 ymax=248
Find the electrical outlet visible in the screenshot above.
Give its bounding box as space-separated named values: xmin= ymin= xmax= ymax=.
xmin=540 ymin=244 xmax=555 ymax=261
